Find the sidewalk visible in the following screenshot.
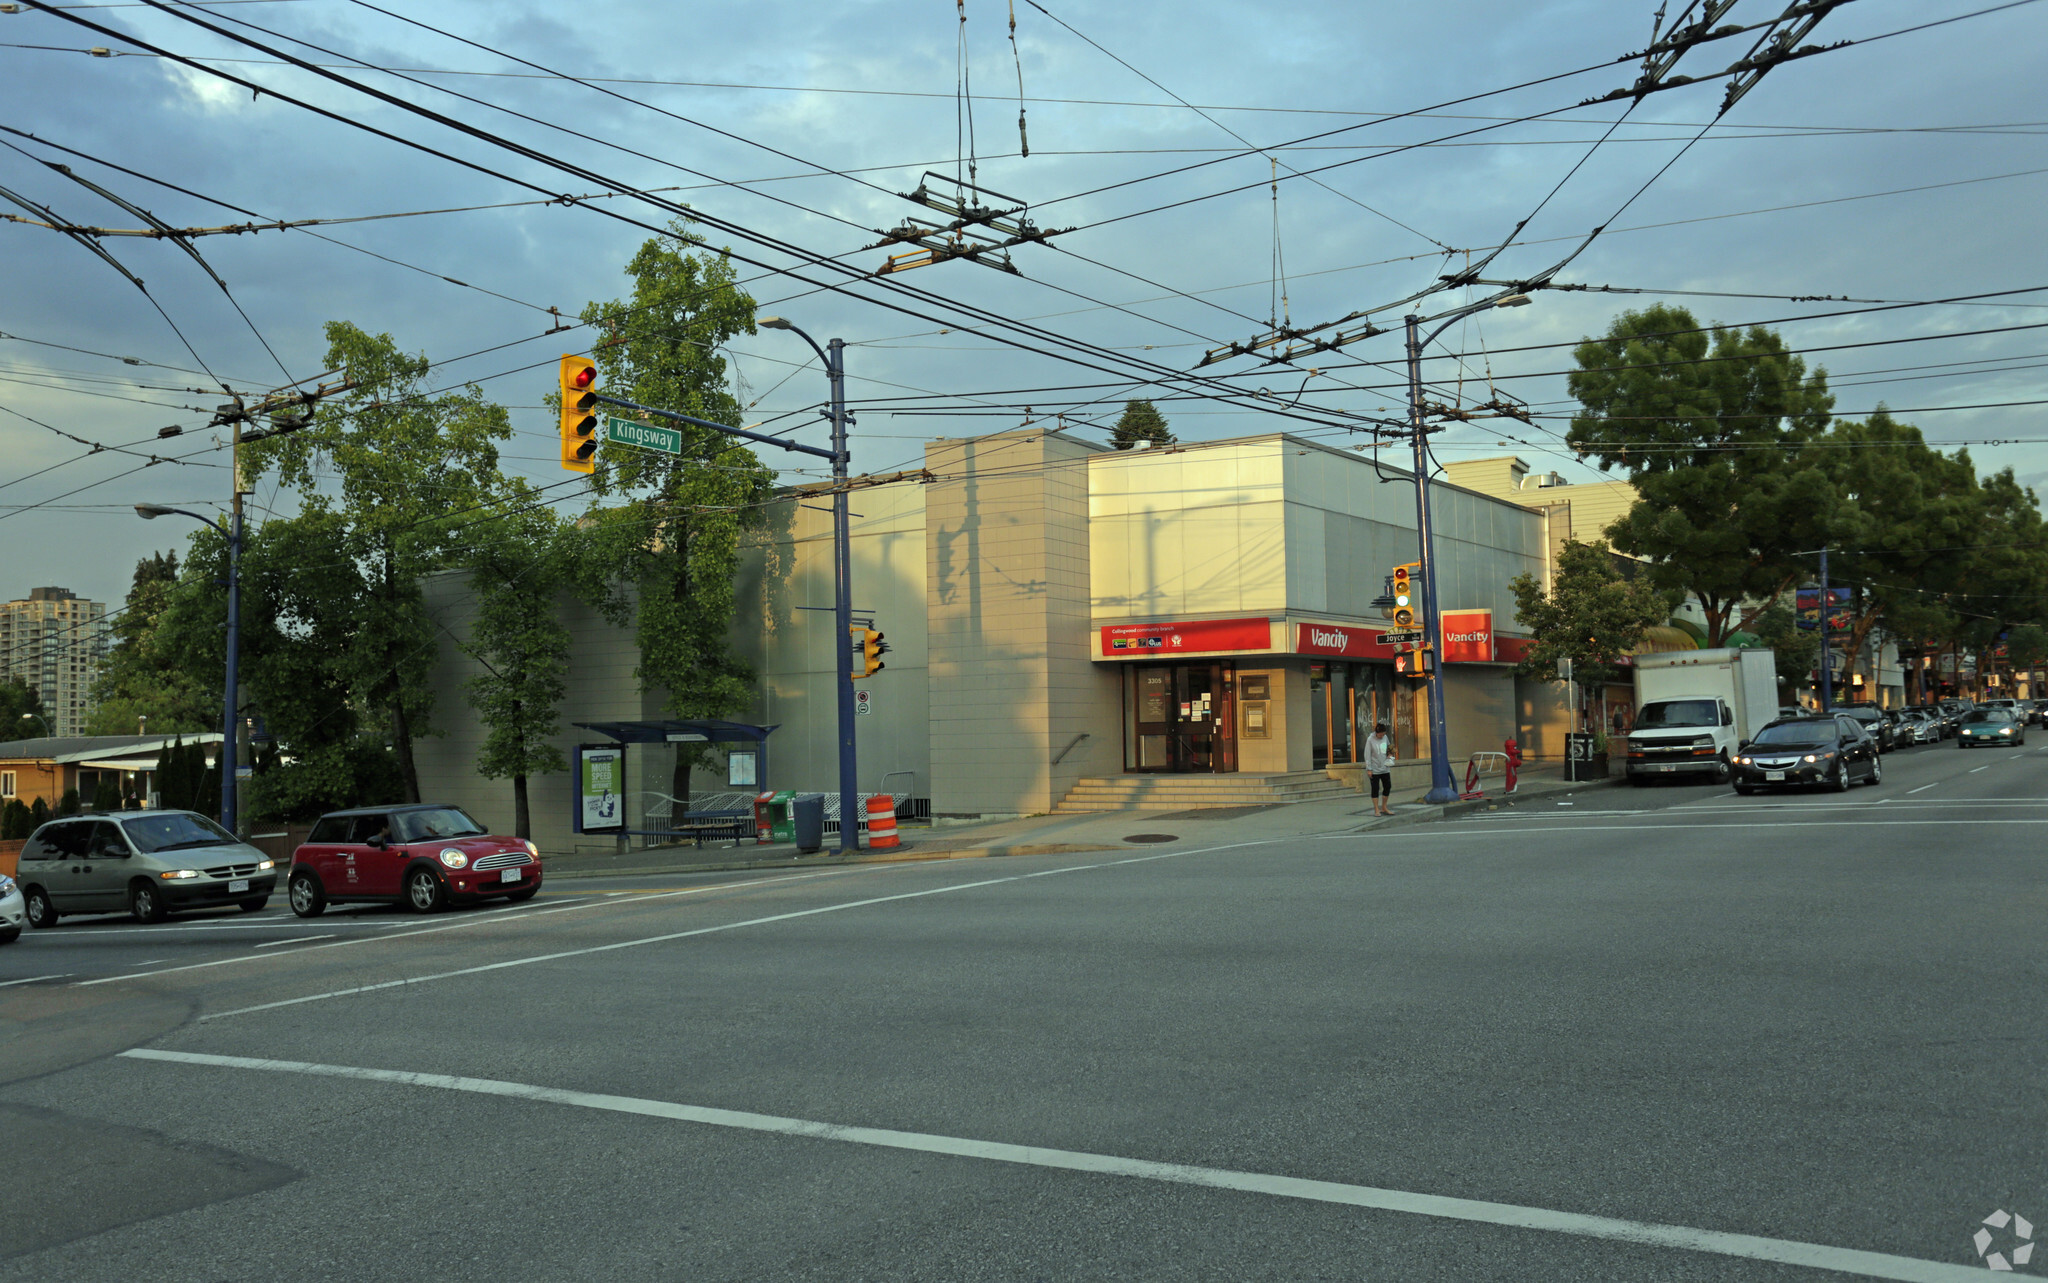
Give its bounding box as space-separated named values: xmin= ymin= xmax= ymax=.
xmin=539 ymin=762 xmax=1612 ymax=881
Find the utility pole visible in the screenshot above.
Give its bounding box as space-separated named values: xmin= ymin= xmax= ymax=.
xmin=1818 ymin=546 xmax=1832 ymax=713
xmin=825 ymin=336 xmax=859 ymax=853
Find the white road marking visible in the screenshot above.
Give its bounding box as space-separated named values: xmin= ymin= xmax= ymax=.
xmin=0 ymin=973 xmax=70 ymax=987
xmin=74 ymin=868 xmax=864 ymax=989
xmin=196 ymin=843 xmax=1248 ymax=1022
xmin=1969 ymin=766 xmax=1989 ymax=774
xmin=119 ymin=1048 xmax=1990 ymax=1283
xmin=1409 ymin=819 xmax=2048 ymax=837
xmin=1906 ymin=784 xmax=1938 ymax=795
xmin=254 ymin=934 xmax=334 ymax=949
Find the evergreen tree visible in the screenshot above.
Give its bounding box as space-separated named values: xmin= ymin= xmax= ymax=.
xmin=1 ymin=799 xmax=29 ymax=840
xmin=1110 ymin=399 xmax=1174 ymax=450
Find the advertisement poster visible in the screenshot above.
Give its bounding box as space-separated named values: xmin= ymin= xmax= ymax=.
xmin=578 ymin=746 xmax=624 ymax=833
xmin=1795 ymin=587 xmax=1853 ymax=632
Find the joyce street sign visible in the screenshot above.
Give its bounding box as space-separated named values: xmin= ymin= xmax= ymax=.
xmin=602 ymin=416 xmax=683 ymax=455
xmin=1377 ymin=630 xmax=1424 ymax=645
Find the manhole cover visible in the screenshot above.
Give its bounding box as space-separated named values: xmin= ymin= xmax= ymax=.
xmin=1123 ymin=834 xmax=1179 ymax=844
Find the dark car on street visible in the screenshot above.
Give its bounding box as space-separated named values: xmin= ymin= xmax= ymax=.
xmin=1837 ymin=705 xmax=1894 ymax=752
xmin=288 ymin=803 xmax=542 ymax=917
xmin=1732 ymin=715 xmax=1882 ymax=794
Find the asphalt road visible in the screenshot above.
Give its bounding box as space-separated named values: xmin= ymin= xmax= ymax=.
xmin=1 ymin=735 xmax=2041 ymax=1281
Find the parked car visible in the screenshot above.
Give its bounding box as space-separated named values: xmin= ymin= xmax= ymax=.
xmin=1731 ymin=715 xmax=1882 ymax=794
xmin=1957 ymin=707 xmax=2025 ymax=748
xmin=288 ymin=803 xmax=542 ymax=917
xmin=0 ymin=873 xmax=22 ymax=943
xmin=16 ymin=810 xmax=275 ymax=927
xmin=1895 ymin=711 xmax=1936 ymax=745
xmin=1837 ymin=705 xmax=1894 ymax=752
xmin=1908 ymin=704 xmax=1954 ymax=739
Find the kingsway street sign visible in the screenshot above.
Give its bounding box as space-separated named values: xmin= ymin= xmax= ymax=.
xmin=602 ymin=416 xmax=683 ymax=455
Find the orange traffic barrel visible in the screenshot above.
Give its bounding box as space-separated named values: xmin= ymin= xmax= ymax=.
xmin=865 ymin=795 xmax=898 ymax=849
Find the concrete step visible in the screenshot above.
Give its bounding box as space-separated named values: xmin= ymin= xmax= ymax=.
xmin=1056 ymin=773 xmax=1359 ymax=812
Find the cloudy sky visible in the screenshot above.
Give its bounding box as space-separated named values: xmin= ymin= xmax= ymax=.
xmin=2 ymin=0 xmax=2043 ymax=612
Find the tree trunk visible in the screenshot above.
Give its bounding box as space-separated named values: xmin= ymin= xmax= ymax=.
xmin=513 ymin=772 xmax=529 ymax=839
xmin=392 ymin=692 xmax=420 ymax=803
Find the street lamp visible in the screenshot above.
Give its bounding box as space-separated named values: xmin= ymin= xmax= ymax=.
xmin=1404 ymin=291 xmax=1535 ymax=803
xmin=19 ymin=712 xmax=52 ymax=738
xmin=136 ymin=502 xmax=240 ymax=832
xmin=755 ymin=316 xmax=859 ymax=852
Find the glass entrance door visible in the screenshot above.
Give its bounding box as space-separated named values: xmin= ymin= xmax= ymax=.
xmin=1125 ymin=663 xmax=1236 ymax=772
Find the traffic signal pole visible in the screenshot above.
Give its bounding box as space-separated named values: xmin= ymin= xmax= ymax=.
xmin=1818 ymin=545 xmax=1833 ymax=713
xmin=1405 ymin=313 xmax=1459 ymax=804
xmin=826 ymin=337 xmax=859 ymax=853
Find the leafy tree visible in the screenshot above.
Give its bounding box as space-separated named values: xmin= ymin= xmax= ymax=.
xmin=87 ymin=550 xmax=214 ymax=736
xmin=574 ymin=221 xmax=780 ymax=801
xmin=1568 ymin=305 xmax=1838 ymax=645
xmin=461 ymin=493 xmax=570 ymax=839
xmin=242 ymin=322 xmax=512 ymax=801
xmin=0 ymin=677 xmax=49 ymax=739
xmin=1 ymin=799 xmax=29 ymax=840
xmin=28 ymin=796 xmax=49 ymax=830
xmin=1510 ymin=539 xmax=1677 ymax=692
xmin=1110 ymin=398 xmax=1174 ymax=449
xmin=58 ymin=787 xmax=79 ymax=817
xmin=92 ymin=773 xmax=123 ymax=811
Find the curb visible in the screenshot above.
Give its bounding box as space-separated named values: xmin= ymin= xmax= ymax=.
xmin=541 ymin=840 xmax=1119 ymax=881
xmin=1351 ymin=776 xmax=1617 ymax=831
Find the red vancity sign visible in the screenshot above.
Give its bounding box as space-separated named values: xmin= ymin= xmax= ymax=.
xmin=1295 ymin=622 xmax=1398 ymax=659
xmin=1441 ymin=610 xmax=1494 ymax=663
xmin=1100 ymin=617 xmax=1272 ymax=656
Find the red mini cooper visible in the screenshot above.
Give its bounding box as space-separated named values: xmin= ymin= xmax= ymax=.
xmin=288 ymin=803 xmax=543 ymax=916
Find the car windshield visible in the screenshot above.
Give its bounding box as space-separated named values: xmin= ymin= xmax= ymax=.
xmin=1843 ymin=709 xmax=1878 ymax=722
xmin=1962 ymin=710 xmax=2011 ymax=724
xmin=120 ymin=811 xmax=239 ymax=853
xmin=393 ymin=807 xmax=488 ymax=842
xmin=1751 ymin=721 xmax=1836 ymax=746
xmin=1634 ymin=699 xmax=1719 ymax=729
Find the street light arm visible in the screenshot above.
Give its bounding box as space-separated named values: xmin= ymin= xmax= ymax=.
xmin=757 ymin=316 xmax=830 ymax=369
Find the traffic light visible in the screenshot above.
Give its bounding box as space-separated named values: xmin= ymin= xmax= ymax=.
xmin=1394 ymin=648 xmax=1434 ymax=676
xmin=1391 ymin=562 xmax=1420 ymax=628
xmin=559 ymin=355 xmax=599 ymax=473
xmin=854 ymin=625 xmax=889 ymax=678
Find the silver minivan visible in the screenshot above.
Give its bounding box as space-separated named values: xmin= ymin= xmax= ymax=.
xmin=17 ymin=810 xmax=277 ymax=927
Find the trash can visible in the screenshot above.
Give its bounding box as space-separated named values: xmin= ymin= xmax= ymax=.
xmin=1565 ymin=732 xmax=1607 ymax=782
xmin=792 ymin=793 xmax=825 ymax=853
xmin=767 ymin=790 xmax=797 ymax=842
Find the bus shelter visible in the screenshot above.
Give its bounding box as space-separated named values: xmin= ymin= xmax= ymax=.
xmin=570 ymin=719 xmax=778 ymax=846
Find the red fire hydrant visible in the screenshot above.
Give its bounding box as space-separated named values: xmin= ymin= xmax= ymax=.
xmin=1503 ymin=737 xmax=1522 ymax=793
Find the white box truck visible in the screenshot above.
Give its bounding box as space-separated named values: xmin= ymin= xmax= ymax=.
xmin=1624 ymin=648 xmax=1780 ymax=785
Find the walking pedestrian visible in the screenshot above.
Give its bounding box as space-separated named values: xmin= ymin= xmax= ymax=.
xmin=1364 ymin=721 xmax=1396 ymax=816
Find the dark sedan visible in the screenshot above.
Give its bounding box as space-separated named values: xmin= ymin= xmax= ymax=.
xmin=1732 ymin=715 xmax=1882 ymax=794
xmin=1837 ymin=704 xmax=1894 ymax=752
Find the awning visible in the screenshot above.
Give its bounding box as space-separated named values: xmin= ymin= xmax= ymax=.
xmin=572 ymin=719 xmax=778 ymax=745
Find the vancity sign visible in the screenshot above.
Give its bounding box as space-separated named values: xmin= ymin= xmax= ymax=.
xmin=1101 ymin=612 xmax=1523 ymax=662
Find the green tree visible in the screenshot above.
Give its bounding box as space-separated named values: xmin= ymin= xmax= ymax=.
xmin=28 ymin=796 xmax=49 ymax=830
xmin=242 ymin=322 xmax=512 ymax=801
xmin=1 ymin=799 xmax=29 ymax=840
xmin=1748 ymin=604 xmax=1819 ymax=701
xmin=1568 ymin=305 xmax=1839 ymax=645
xmin=574 ymin=221 xmax=780 ymax=801
xmin=58 ymin=787 xmax=80 ymax=817
xmin=461 ymin=493 xmax=570 ymax=839
xmin=0 ymin=677 xmax=49 ymax=739
xmin=88 ymin=550 xmax=215 ymax=736
xmin=1110 ymin=398 xmax=1174 ymax=450
xmin=1510 ymin=539 xmax=1677 ymax=692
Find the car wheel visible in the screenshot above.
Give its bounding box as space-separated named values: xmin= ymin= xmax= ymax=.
xmin=1829 ymin=763 xmax=1851 ymax=793
xmin=1629 ymin=774 xmax=1649 ymax=787
xmin=129 ymin=879 xmax=168 ymax=924
xmin=1866 ymin=755 xmax=1883 ymax=786
xmin=288 ymin=872 xmax=326 ymax=918
xmin=505 ymin=885 xmax=538 ymax=903
xmin=238 ymin=898 xmax=268 ymax=914
xmin=23 ymin=885 xmax=57 ymax=929
xmin=405 ymin=866 xmax=447 ymax=914
xmin=1734 ymin=784 xmax=1755 ymax=796
xmin=0 ymin=927 xmax=18 ymax=945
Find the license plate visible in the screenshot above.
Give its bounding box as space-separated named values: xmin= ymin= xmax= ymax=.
xmin=1657 ymin=765 xmax=1675 ymax=773
xmin=229 ymin=879 xmax=249 ymax=893
xmin=1764 ymin=771 xmax=1785 ymax=782
xmin=501 ymin=868 xmax=521 ymax=883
